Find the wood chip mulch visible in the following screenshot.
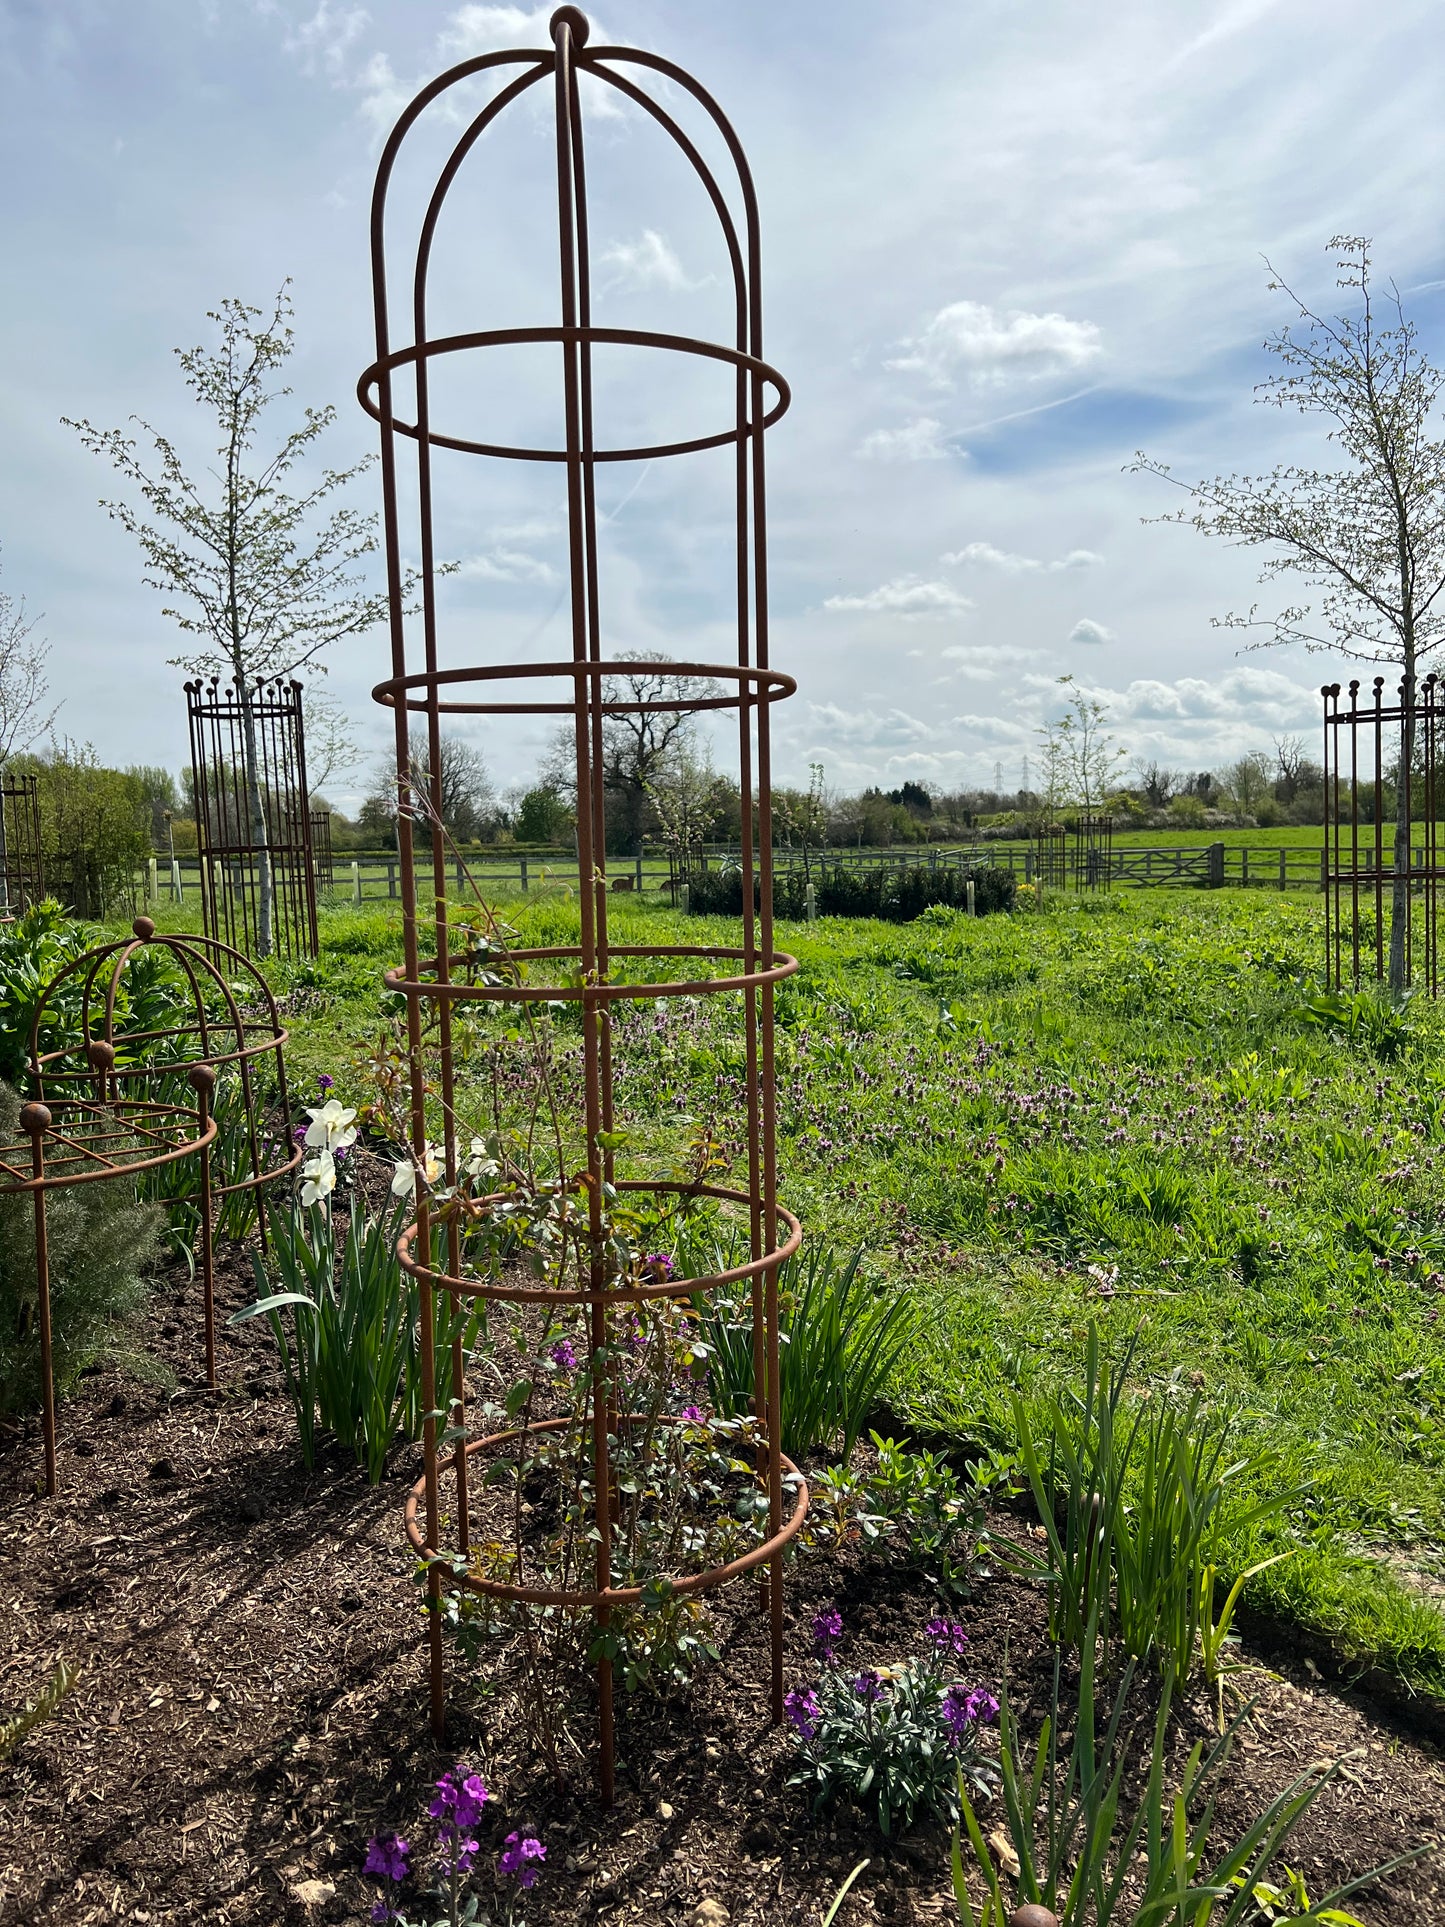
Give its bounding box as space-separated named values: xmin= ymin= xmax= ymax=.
xmin=3 ymin=1241 xmax=1445 ymax=1926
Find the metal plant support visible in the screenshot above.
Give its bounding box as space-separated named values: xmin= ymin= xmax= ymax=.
xmin=310 ymin=808 xmax=335 ymax=894
xmin=360 ymin=5 xmax=806 ymax=1798
xmin=185 ymin=676 xmax=320 ymax=960
xmin=1323 ymin=676 xmax=1445 ymax=994
xmin=2 ymin=917 xmax=299 ymax=1492
xmin=0 ymin=770 xmax=44 ymax=915
xmin=1074 ymin=813 xmax=1113 ymax=891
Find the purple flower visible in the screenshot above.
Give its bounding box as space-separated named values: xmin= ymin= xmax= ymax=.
xmin=925 ymin=1617 xmax=969 ymax=1659
xmin=430 ymin=1765 xmax=490 ymax=1833
xmin=812 ymin=1609 xmax=842 ymax=1662
xmin=292 ymin=1124 xmax=308 ymax=1146
xmin=364 ymin=1833 xmax=410 ymax=1882
xmin=784 ymin=1686 xmax=820 ymax=1739
xmin=965 ymin=1686 xmax=1000 ymax=1724
xmin=941 ymin=1684 xmax=972 ymax=1744
xmin=317 ymin=1073 xmax=335 ymax=1091
xmin=679 ymin=1404 xmax=704 ymax=1422
xmin=645 ymin=1252 xmax=676 ymax=1279
xmin=549 ymin=1337 xmax=579 ymax=1371
xmin=498 ymin=1832 xmax=546 ymax=1890
xmin=852 ymin=1669 xmax=884 ymax=1705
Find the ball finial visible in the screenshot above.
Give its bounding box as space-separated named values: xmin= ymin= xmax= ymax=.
xmin=132 ymin=916 xmax=156 ymax=941
xmin=87 ymin=1040 xmax=116 ymax=1073
xmin=1008 ymin=1907 xmax=1060 ymax=1927
xmin=550 ymin=7 xmax=590 ymax=46
xmin=19 ymin=1101 xmax=52 ymax=1137
xmin=187 ymin=1063 xmax=218 ymax=1096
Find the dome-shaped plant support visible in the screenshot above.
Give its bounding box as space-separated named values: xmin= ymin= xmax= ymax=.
xmin=23 ymin=918 xmax=298 ymax=1397
xmin=360 ymin=5 xmax=807 ymax=1797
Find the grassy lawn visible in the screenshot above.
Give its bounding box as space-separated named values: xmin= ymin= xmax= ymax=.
xmin=135 ymin=884 xmax=1445 ymax=1696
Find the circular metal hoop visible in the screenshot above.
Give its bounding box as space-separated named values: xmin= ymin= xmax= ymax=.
xmin=405 ymin=1415 xmax=810 ymax=1607
xmin=357 ymin=325 xmax=790 ymax=464
xmin=384 ymin=942 xmax=800 ymax=1006
xmin=371 ymin=657 xmax=796 ymax=720
xmin=398 ymin=1180 xmax=801 ymax=1306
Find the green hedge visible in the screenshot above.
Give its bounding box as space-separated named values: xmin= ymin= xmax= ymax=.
xmin=686 ymin=862 xmax=1016 ymax=921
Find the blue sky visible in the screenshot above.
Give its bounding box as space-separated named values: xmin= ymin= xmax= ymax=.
xmin=2 ymin=0 xmax=1444 ymax=808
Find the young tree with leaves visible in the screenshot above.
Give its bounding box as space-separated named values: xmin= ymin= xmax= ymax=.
xmin=0 ymin=550 xmax=58 ymax=765
xmin=1036 ymin=675 xmax=1124 ymax=818
xmin=1132 ymin=237 xmax=1445 ymax=989
xmin=64 ymin=287 xmax=399 ymax=956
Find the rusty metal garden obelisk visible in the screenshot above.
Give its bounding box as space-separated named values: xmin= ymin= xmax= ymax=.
xmin=360 ymin=8 xmax=806 ymax=1799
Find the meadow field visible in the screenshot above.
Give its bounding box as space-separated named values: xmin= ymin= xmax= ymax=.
xmin=173 ymin=880 xmax=1445 ymax=1702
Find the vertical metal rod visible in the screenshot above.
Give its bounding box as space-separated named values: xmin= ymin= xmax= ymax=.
xmin=21 ymin=1105 xmax=56 ymax=1497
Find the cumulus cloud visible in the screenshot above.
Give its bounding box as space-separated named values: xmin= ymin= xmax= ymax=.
xmin=284 ymin=2 xmax=370 ymax=79
xmin=822 ymin=576 xmax=973 ymax=619
xmin=1114 ymin=668 xmax=1318 ymax=730
xmin=348 ymin=5 xmax=619 ymax=131
xmin=886 ymin=300 xmax=1102 ymax=389
xmin=939 ymin=642 xmax=1046 ymax=680
xmin=599 ymin=229 xmax=705 ymax=293
xmin=1068 ymin=618 xmax=1114 ymax=645
xmin=943 ymin=541 xmax=1103 ymax=573
xmin=856 ymin=417 xmax=951 ymax=462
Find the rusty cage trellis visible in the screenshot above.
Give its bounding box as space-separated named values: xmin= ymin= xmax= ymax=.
xmin=185 ymin=676 xmax=320 ymax=960
xmin=1323 ymin=676 xmax=1445 ymax=994
xmin=360 ymin=6 xmax=806 ymax=1798
xmin=0 ymin=769 xmax=44 ymax=915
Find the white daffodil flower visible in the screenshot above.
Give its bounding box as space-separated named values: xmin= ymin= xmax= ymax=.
xmin=304 ymin=1098 xmax=359 ymax=1154
xmin=300 ymin=1148 xmax=337 ymax=1207
xmin=464 ymin=1135 xmax=500 ymax=1182
xmin=391 ymin=1142 xmax=441 ymax=1198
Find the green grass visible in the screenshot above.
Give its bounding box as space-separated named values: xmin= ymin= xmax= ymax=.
xmin=124 ymin=885 xmax=1445 ymax=1696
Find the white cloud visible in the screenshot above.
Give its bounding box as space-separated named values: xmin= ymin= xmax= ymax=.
xmin=1114 ymin=667 xmax=1318 ymax=730
xmin=856 ymin=417 xmax=951 ymax=462
xmin=284 ymin=2 xmax=370 ymax=79
xmin=939 ymin=642 xmax=1046 ymax=680
xmin=822 ymin=576 xmax=974 ymax=619
xmin=886 ymin=300 xmax=1102 ymax=389
xmin=943 ymin=541 xmax=1103 ymax=573
xmin=599 ymin=230 xmax=702 ymax=293
xmin=457 ymin=547 xmax=558 ymax=584
xmin=1068 ymin=617 xmax=1115 ymax=645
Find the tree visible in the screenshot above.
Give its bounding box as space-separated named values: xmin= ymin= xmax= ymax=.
xmin=1225 ymin=750 xmax=1273 ymax=821
xmin=0 ymin=550 xmax=59 ymax=763
xmin=364 ymin=732 xmax=495 ymax=843
xmin=64 ymin=287 xmax=401 ymax=955
xmin=1036 ymin=676 xmax=1124 ymax=817
xmin=542 ymin=652 xmax=721 ymax=853
xmin=514 ymin=783 xmax=573 ymax=845
xmin=1131 ymin=238 xmax=1445 ymax=988
xmin=1131 ymin=759 xmax=1179 ymax=809
xmin=10 ymin=742 xmax=150 ymax=916
xmin=302 ymin=684 xmax=362 ymax=799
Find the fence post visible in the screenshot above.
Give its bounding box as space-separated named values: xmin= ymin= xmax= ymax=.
xmin=1279 ymin=848 xmax=1286 ymax=892
xmin=352 ymin=860 xmax=362 ymax=907
xmin=1208 ymin=842 xmax=1225 ymax=888
xmin=1320 ymin=848 xmax=1329 ymax=893
xmin=172 ymin=858 xmax=183 ymax=901
xmin=455 ymin=856 xmax=464 ymax=894
xmin=680 ymin=882 xmax=690 ymax=915
xmin=388 ymin=861 xmax=396 ymax=899
xmin=966 ymin=878 xmax=976 ymax=917
xmin=804 ymin=882 xmax=817 ymax=923
xmin=147 ymin=857 xmax=157 ymax=903
xmin=520 ymin=855 xmax=529 ymax=894
xmin=635 ymin=851 xmax=643 ymax=893
xmin=1025 ymin=851 xmax=1034 ymax=884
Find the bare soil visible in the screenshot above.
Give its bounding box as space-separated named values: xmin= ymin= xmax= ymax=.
xmin=3 ymin=1237 xmax=1445 ymax=1926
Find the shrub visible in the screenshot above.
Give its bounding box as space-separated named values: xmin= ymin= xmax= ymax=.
xmin=0 ymin=902 xmax=98 ymax=1086
xmin=680 ymin=1230 xmax=915 ymax=1459
xmin=8 ymin=743 xmax=151 ymax=916
xmin=0 ymin=1083 xmax=162 ymax=1412
xmin=685 ymin=862 xmax=1015 ymax=921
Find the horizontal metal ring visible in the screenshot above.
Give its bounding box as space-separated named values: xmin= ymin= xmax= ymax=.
xmin=383 ymin=942 xmax=798 ymax=1005
xmin=356 ymin=324 xmax=789 ymax=463
xmin=370 ymin=657 xmax=795 ymax=719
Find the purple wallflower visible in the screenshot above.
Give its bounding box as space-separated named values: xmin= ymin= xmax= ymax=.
xmin=549 ymin=1337 xmax=579 ymax=1372
xmin=941 ymin=1684 xmax=972 ymax=1745
xmin=645 ymin=1252 xmax=676 ymax=1279
xmin=430 ymin=1766 xmax=490 ymax=1858
xmin=965 ymin=1686 xmax=1000 ymax=1724
xmin=679 ymin=1404 xmax=704 ymax=1422
xmin=925 ymin=1617 xmax=970 ymax=1659
xmin=317 ymin=1073 xmax=335 ymax=1091
xmin=292 ymin=1124 xmax=308 ymax=1146
xmin=784 ymin=1686 xmax=820 ymax=1739
xmin=364 ymin=1833 xmax=410 ymax=1882
xmin=852 ymin=1669 xmax=884 ymax=1705
xmin=498 ymin=1832 xmax=546 ymax=1890
xmin=812 ymin=1609 xmax=842 ymax=1662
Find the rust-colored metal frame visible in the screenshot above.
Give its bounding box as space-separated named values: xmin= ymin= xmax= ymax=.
xmin=26 ymin=916 xmax=299 ymax=1388
xmin=185 ymin=676 xmax=320 ymax=961
xmin=1323 ymin=676 xmax=1444 ymax=993
xmin=0 ymin=770 xmax=44 ymax=914
xmin=0 ymin=1080 xmax=217 ymax=1496
xmin=362 ymin=6 xmax=803 ymax=1799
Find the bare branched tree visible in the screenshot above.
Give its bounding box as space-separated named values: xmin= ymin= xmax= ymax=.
xmin=0 ymin=550 xmax=60 ymax=763
xmin=1131 ymin=237 xmax=1445 ymax=987
xmin=63 ymin=286 xmax=408 ymax=954
xmin=302 ymin=684 xmax=362 ymax=798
